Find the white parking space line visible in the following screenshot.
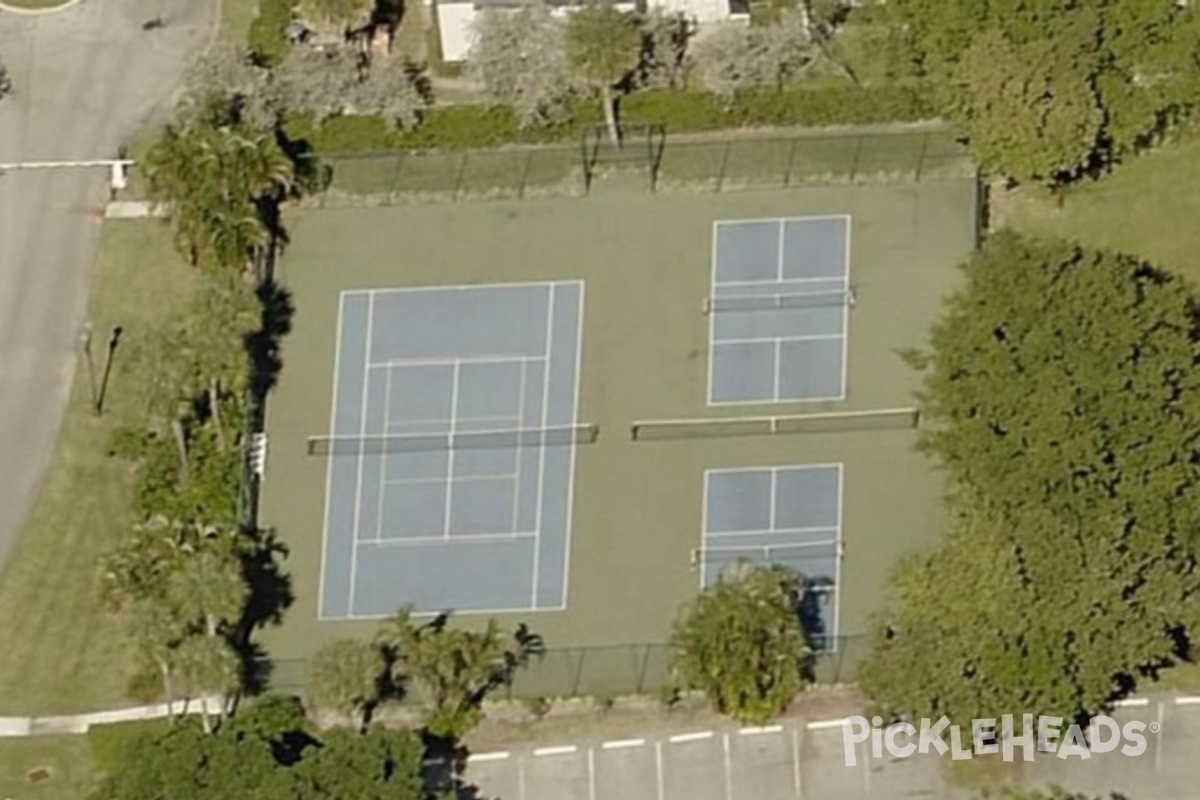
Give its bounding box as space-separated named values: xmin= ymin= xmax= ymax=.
xmin=1113 ymin=697 xmax=1149 ymax=708
xmin=670 ymin=730 xmax=715 ymax=743
xmin=806 ymin=718 xmax=851 ymax=730
xmin=468 ymin=751 xmax=510 ymax=762
xmin=723 ymin=733 xmax=734 ymax=800
xmin=655 ymin=741 xmax=665 ymax=800
xmin=739 ymin=725 xmax=783 ymax=736
xmin=587 ymin=747 xmax=597 ymax=800
xmin=602 ymin=738 xmax=646 ymax=749
xmin=534 ymin=745 xmax=578 ymax=757
xmin=1175 ymin=696 xmax=1200 ymax=705
xmin=792 ymin=728 xmax=802 ymax=799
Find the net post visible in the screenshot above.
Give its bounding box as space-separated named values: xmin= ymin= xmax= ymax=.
xmin=915 ymin=131 xmax=930 ymax=182
xmin=784 ymin=137 xmax=799 ymax=189
xmin=717 ymin=140 xmax=732 ymax=193
xmin=453 ymin=151 xmax=470 ymax=201
xmin=519 ymin=149 xmax=534 ymax=200
xmin=390 ymin=152 xmax=406 ymax=200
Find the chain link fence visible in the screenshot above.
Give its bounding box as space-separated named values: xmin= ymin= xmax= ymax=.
xmin=261 ymin=634 xmax=866 ymax=702
xmin=305 ymin=127 xmax=973 ymax=208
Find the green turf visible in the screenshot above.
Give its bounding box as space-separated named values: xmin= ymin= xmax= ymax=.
xmin=0 ymin=223 xmax=196 ymax=715
xmin=994 ymin=138 xmax=1200 ymax=285
xmin=0 ymin=737 xmax=98 ymax=800
xmin=259 ymin=171 xmax=979 ymax=694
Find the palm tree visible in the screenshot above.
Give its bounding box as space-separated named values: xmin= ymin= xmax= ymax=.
xmin=566 ymin=2 xmax=642 ymax=146
xmin=175 ymin=635 xmax=241 ymax=733
xmin=167 ymin=550 xmax=248 ymax=638
xmin=378 ymin=609 xmax=545 ymax=741
xmin=296 ymin=0 xmax=376 ymax=39
xmin=309 ymin=638 xmax=386 ymax=730
xmin=127 ymin=599 xmax=187 ymax=719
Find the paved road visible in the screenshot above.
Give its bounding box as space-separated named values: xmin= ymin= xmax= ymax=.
xmin=0 ymin=0 xmax=214 ymax=564
xmin=455 ymin=694 xmax=1200 ymax=799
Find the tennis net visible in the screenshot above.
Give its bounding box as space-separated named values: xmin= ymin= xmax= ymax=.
xmin=631 ymin=408 xmax=919 ymax=442
xmin=702 ymin=289 xmax=855 ymax=314
xmin=307 ymin=423 xmax=599 ymax=455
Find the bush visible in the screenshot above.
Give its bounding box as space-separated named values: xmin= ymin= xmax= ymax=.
xmin=88 ymin=718 xmax=174 ymax=775
xmin=290 ymin=83 xmax=937 ymax=156
xmin=249 ymin=0 xmax=293 ymax=67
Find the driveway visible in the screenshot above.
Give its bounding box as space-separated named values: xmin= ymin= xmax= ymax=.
xmin=0 ymin=0 xmax=214 ymax=564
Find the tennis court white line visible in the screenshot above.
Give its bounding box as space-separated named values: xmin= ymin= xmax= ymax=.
xmin=712 ymin=333 xmax=845 ymax=347
xmin=533 ymin=745 xmax=578 ymax=757
xmin=363 ymin=531 xmax=537 ymax=547
xmin=347 ymin=292 xmax=377 ymax=617
xmin=706 ymin=219 xmax=719 ymax=406
xmin=558 ymin=281 xmax=586 ymax=610
xmin=316 ymin=293 xmax=349 ymax=620
xmin=366 ymin=354 xmax=546 ymax=370
xmin=529 ymin=285 xmax=556 ymax=608
xmin=441 ymin=363 xmax=462 ymax=540
xmin=707 ymin=525 xmax=839 ymax=539
xmin=602 ymin=738 xmax=646 ymax=750
xmin=713 ymin=213 xmax=851 ymax=230
xmin=509 ymin=359 xmax=529 ymax=537
xmin=669 ymin=731 xmax=714 ymax=744
xmin=714 ymin=275 xmax=851 ymax=287
xmin=831 ymin=463 xmax=845 ymax=648
xmin=342 ymin=281 xmax=567 ymax=299
xmin=374 ymin=364 xmax=397 ymax=543
xmin=381 ymin=472 xmax=519 ymax=487
xmin=384 ymin=413 xmax=520 ymax=428
xmin=325 ymin=599 xmax=569 ymax=622
xmin=838 ymin=215 xmax=853 ymax=402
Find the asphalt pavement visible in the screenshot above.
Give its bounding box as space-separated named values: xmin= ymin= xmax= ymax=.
xmin=0 ymin=0 xmax=214 ymax=564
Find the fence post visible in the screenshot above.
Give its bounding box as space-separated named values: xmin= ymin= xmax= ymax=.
xmin=717 ymin=140 xmax=733 ymax=192
xmin=783 ymin=137 xmax=799 ymax=189
xmin=453 ymin=151 xmax=470 ymax=201
xmin=850 ymin=136 xmax=864 ymax=183
xmin=519 ymin=150 xmax=534 ymax=200
xmin=914 ymin=131 xmax=930 ymax=182
xmin=390 ymin=152 xmax=406 ymax=201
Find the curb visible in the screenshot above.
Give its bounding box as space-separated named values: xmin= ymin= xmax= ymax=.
xmin=0 ymin=0 xmax=83 ymax=16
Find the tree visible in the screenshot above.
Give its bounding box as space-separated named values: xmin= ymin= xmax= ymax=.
xmin=941 ymin=29 xmax=1103 ymax=184
xmin=469 ymin=3 xmax=576 ymax=129
xmin=126 ymin=598 xmax=188 ymax=717
xmin=143 ymin=100 xmax=297 ymax=274
xmin=670 ymin=564 xmax=810 ymax=724
xmin=886 ymin=0 xmax=1200 ymax=179
xmin=287 ymin=727 xmax=424 ymax=800
xmin=175 ymin=635 xmax=242 ymax=733
xmin=296 ymin=0 xmax=375 ymax=38
xmin=636 ymin=9 xmax=692 ymax=90
xmin=348 ymin=54 xmax=427 ymax=129
xmin=379 ymin=609 xmax=544 ymax=740
xmin=184 ymin=42 xmax=274 ymax=129
xmin=862 ymin=231 xmax=1200 ymax=725
xmin=693 ymin=12 xmax=820 ymax=99
xmin=168 ymin=550 xmax=249 ymax=639
xmin=267 ymin=46 xmax=360 ymax=123
xmin=309 ymin=639 xmax=386 ymax=729
xmin=565 ymin=2 xmax=642 ymax=146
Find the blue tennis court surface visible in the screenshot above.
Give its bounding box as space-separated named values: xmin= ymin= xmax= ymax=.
xmin=707 ymin=216 xmax=851 ymax=405
xmin=700 ymin=464 xmax=842 ymax=648
xmin=318 ymin=281 xmax=585 ymax=619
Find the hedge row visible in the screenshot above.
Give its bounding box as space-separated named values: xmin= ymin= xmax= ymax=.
xmin=285 ymin=84 xmax=938 ymax=155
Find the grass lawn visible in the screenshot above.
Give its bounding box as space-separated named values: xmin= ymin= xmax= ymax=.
xmin=993 ymin=137 xmax=1200 ymax=284
xmin=0 ymin=222 xmax=195 ymax=715
xmin=0 ymin=737 xmax=97 ymax=800
xmin=219 ymin=0 xmax=260 ymax=44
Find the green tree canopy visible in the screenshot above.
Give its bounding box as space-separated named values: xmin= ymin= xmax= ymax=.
xmin=862 ymin=231 xmax=1200 ymax=724
xmin=669 ymin=564 xmax=810 ymax=724
xmin=565 ymin=2 xmax=642 ymax=145
xmin=308 ymin=638 xmax=386 ymax=727
xmin=887 ymin=0 xmax=1200 ymax=180
xmin=90 ymin=696 xmax=423 ymax=800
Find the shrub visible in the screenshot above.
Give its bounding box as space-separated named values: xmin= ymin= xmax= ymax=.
xmin=249 ymin=0 xmax=294 ymax=68
xmin=88 ymin=718 xmax=174 ymax=775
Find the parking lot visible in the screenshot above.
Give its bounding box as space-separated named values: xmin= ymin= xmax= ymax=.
xmin=454 ymin=695 xmax=1200 ymax=800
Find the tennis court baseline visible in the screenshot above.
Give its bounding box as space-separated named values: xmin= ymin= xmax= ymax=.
xmin=317 ymin=281 xmax=586 ymax=619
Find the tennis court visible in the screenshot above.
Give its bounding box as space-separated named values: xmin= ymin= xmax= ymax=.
xmin=317 ymin=281 xmax=586 ymax=619
xmin=699 ymin=464 xmax=842 ymax=649
xmin=707 ymin=216 xmax=851 ymax=405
